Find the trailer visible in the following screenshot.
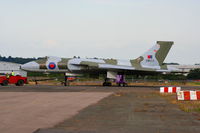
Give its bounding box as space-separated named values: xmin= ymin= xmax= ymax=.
xmin=0 ymin=75 xmax=27 ymax=86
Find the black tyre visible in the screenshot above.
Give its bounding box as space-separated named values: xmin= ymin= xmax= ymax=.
xmin=103 ymin=82 xmax=112 ymax=86
xmin=2 ymin=80 xmax=8 ymax=86
xmin=16 ymin=80 xmax=24 ymax=86
xmin=118 ymin=83 xmax=127 ymax=87
xmin=123 ymin=83 xmax=128 ymax=87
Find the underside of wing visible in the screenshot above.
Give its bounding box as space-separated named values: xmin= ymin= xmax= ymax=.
xmin=70 ymin=61 xmax=172 ymax=75
xmin=98 ymin=64 xmax=135 ymax=71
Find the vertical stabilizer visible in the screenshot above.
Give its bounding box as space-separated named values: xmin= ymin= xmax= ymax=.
xmin=136 ymin=41 xmax=174 ymax=67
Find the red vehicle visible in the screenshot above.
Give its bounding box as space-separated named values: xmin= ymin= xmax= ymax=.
xmin=0 ymin=75 xmax=27 ymax=86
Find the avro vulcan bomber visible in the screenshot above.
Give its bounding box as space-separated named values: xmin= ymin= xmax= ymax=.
xmin=21 ymin=41 xmax=180 ymax=86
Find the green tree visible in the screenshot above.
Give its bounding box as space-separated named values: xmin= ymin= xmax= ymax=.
xmin=187 ymin=69 xmax=200 ymax=79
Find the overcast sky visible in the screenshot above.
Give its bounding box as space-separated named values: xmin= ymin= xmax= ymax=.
xmin=0 ymin=0 xmax=199 ymax=64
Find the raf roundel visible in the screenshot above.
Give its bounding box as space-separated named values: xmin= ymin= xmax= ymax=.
xmin=48 ymin=62 xmax=56 ymax=69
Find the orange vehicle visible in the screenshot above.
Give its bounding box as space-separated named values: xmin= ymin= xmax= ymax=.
xmin=0 ymin=75 xmax=27 ymax=86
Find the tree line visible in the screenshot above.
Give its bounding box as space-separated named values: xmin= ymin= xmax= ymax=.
xmin=0 ymin=55 xmax=39 ymax=64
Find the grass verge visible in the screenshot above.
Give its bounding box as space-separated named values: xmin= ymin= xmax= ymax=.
xmin=159 ymin=93 xmax=200 ymax=113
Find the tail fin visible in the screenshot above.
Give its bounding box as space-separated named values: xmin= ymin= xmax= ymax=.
xmin=136 ymin=41 xmax=174 ymax=67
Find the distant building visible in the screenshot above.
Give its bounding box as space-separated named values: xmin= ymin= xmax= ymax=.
xmin=0 ymin=61 xmax=27 ymax=77
xmin=169 ymin=64 xmax=200 ymax=74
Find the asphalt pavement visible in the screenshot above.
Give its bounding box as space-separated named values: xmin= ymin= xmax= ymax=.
xmin=0 ymin=85 xmax=200 ymax=133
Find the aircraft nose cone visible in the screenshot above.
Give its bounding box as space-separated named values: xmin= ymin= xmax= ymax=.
xmin=21 ymin=61 xmax=40 ymax=71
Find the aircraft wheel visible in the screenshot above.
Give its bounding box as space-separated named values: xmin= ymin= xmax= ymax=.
xmin=118 ymin=83 xmax=123 ymax=87
xmin=118 ymin=83 xmax=127 ymax=87
xmin=103 ymin=82 xmax=112 ymax=86
xmin=123 ymin=83 xmax=128 ymax=87
xmin=108 ymin=82 xmax=112 ymax=86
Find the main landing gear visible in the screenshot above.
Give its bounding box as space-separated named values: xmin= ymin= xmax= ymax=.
xmin=116 ymin=75 xmax=127 ymax=87
xmin=103 ymin=78 xmax=112 ymax=86
xmin=103 ymin=75 xmax=128 ymax=87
